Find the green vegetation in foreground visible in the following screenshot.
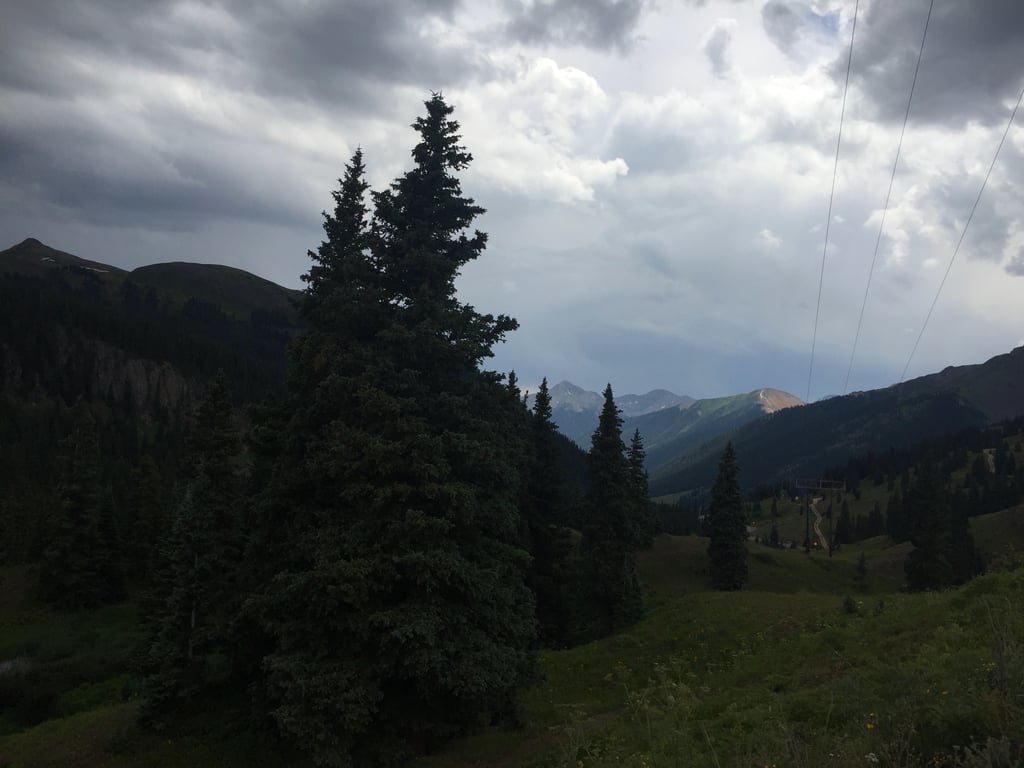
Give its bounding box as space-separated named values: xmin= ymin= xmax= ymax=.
xmin=3 ymin=531 xmax=1022 ymax=767
xmin=414 ymin=536 xmax=1024 ymax=768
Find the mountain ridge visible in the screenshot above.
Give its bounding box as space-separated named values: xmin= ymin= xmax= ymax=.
xmin=649 ymin=345 xmax=1024 ymax=496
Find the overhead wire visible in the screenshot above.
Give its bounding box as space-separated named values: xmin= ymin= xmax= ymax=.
xmin=843 ymin=0 xmax=934 ymax=394
xmin=807 ymin=0 xmax=859 ymax=403
xmin=899 ymin=83 xmax=1024 ymax=383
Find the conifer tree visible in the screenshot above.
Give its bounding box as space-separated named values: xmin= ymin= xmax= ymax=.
xmin=835 ymin=498 xmax=851 ymax=547
xmin=580 ymin=385 xmax=643 ymax=638
xmin=904 ymin=460 xmax=953 ymax=591
xmin=706 ymin=442 xmax=748 ymax=590
xmin=127 ymin=454 xmax=165 ymax=581
xmin=524 ymin=377 xmax=575 ymax=644
xmin=142 ymin=372 xmax=243 ymax=717
xmin=252 ymin=96 xmax=535 ymax=767
xmin=627 ymin=429 xmax=655 ymax=548
xmin=948 ymin=492 xmax=982 ymax=585
xmin=38 ymin=409 xmax=122 ymax=607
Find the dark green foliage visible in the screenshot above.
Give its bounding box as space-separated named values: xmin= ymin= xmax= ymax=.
xmin=834 ymin=498 xmax=851 ymax=547
xmin=904 ymin=460 xmax=953 ymax=591
xmin=525 ymin=377 xmax=576 ymax=645
xmin=886 ymin=488 xmax=909 ymax=542
xmin=250 ymin=96 xmax=535 ymax=767
xmin=141 ymin=372 xmax=244 ymax=718
xmin=706 ymin=443 xmax=748 ymax=591
xmin=37 ymin=409 xmax=124 ymax=607
xmin=126 ymin=454 xmax=166 ymax=581
xmin=628 ymin=429 xmax=656 ymax=548
xmin=579 ymin=385 xmax=643 ymax=638
xmin=855 ymin=551 xmax=868 ymax=591
xmin=901 ymin=455 xmax=984 ymax=591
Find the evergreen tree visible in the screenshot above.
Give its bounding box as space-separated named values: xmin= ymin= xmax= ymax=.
xmin=854 ymin=551 xmax=868 ymax=591
xmin=38 ymin=409 xmax=122 ymax=607
xmin=835 ymin=498 xmax=851 ymax=547
xmin=579 ymin=385 xmax=643 ymax=638
xmin=904 ymin=460 xmax=953 ymax=591
xmin=948 ymin=491 xmax=983 ymax=585
xmin=525 ymin=377 xmax=575 ymax=645
xmin=141 ymin=372 xmax=243 ymax=717
xmin=886 ymin=488 xmax=908 ymax=542
xmin=127 ymin=454 xmax=165 ymax=582
xmin=706 ymin=443 xmax=748 ymax=590
xmin=251 ymin=96 xmax=535 ymax=767
xmin=627 ymin=429 xmax=656 ymax=548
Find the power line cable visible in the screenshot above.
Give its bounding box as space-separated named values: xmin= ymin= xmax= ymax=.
xmin=899 ymin=83 xmax=1024 ymax=383
xmin=807 ymin=0 xmax=859 ymax=402
xmin=843 ymin=0 xmax=933 ymax=394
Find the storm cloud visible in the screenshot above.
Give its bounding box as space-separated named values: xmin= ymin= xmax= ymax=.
xmin=1 ymin=0 xmax=1023 ymax=402
xmin=840 ymin=0 xmax=1024 ymax=126
xmin=503 ymin=0 xmax=649 ymax=51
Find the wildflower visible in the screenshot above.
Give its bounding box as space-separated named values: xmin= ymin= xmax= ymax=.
xmin=866 ymin=722 xmax=875 ymax=730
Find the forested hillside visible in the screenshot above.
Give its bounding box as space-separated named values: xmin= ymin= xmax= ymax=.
xmin=649 ymin=349 xmax=1024 ymax=496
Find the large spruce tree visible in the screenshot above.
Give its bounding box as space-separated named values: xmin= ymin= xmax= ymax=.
xmin=252 ymin=95 xmax=535 ymax=767
xmin=580 ymin=384 xmax=643 ymax=638
xmin=706 ymin=442 xmax=748 ymax=590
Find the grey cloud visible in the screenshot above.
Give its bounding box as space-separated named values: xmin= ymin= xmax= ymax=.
xmin=0 ymin=1 xmax=485 ymax=235
xmin=233 ymin=0 xmax=481 ymax=109
xmin=1007 ymin=253 xmax=1024 ymax=276
xmin=0 ymin=1 xmax=479 ymax=109
xmin=840 ymin=0 xmax=1024 ymax=126
xmin=503 ymin=0 xmax=647 ymax=51
xmin=0 ymin=113 xmax=314 ymax=232
xmin=703 ymin=24 xmax=733 ymax=79
xmin=762 ymin=0 xmax=839 ymax=55
xmin=762 ymin=0 xmax=802 ymax=52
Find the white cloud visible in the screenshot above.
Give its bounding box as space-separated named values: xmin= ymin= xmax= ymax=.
xmin=454 ymin=56 xmax=629 ymax=202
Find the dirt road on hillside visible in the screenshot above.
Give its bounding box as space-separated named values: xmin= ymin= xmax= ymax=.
xmin=810 ymin=497 xmax=828 ymax=552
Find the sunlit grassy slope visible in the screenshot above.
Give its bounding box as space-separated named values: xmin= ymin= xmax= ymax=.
xmin=2 ymin=528 xmax=1022 ymax=767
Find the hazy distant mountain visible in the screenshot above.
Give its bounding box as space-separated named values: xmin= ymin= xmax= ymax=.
xmin=630 ymin=388 xmax=804 ymax=472
xmin=649 ymin=346 xmax=1024 ymax=496
xmin=527 ymin=381 xmax=803 ymax=463
xmin=527 ymin=381 xmax=693 ymax=445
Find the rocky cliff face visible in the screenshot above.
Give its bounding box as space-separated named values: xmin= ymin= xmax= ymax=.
xmin=2 ymin=324 xmax=194 ymax=418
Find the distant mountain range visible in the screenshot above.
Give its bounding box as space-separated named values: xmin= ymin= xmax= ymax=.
xmin=649 ymin=346 xmax=1024 ymax=497
xmin=9 ymin=237 xmax=1024 ymax=503
xmin=531 ymin=381 xmax=804 ymax=470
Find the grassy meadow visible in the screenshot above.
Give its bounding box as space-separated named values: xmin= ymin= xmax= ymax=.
xmin=1 ymin=517 xmax=1022 ymax=767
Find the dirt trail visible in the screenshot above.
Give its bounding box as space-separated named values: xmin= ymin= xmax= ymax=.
xmin=810 ymin=496 xmax=828 ymax=551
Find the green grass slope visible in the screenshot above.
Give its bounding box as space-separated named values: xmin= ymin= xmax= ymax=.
xmin=4 ymin=532 xmax=1022 ymax=767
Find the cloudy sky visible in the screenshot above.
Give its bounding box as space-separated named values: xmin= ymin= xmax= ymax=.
xmin=2 ymin=0 xmax=1023 ymax=401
